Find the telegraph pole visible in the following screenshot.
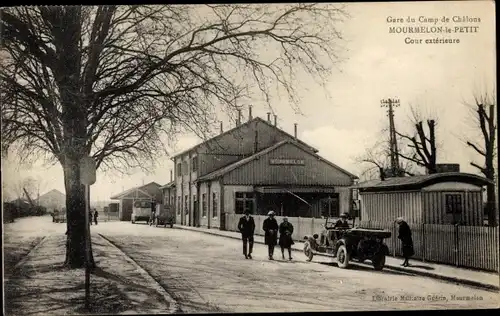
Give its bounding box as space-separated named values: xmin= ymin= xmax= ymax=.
xmin=381 ymin=98 xmax=401 ymax=176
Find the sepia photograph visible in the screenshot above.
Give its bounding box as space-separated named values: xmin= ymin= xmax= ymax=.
xmin=1 ymin=1 xmax=498 ymax=315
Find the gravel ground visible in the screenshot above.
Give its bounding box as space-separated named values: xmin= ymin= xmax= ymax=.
xmin=96 ymin=222 xmax=499 ymax=313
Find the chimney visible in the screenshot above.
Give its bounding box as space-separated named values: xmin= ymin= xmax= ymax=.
xmin=294 ymin=123 xmax=298 ymax=138
xmin=237 ymin=109 xmax=242 ymax=126
xmin=220 ymin=121 xmax=223 ymax=133
xmin=267 ymin=112 xmax=271 ymax=123
xmin=170 ymin=169 xmax=173 ymax=182
xmin=274 ymin=114 xmax=277 ymax=126
xmin=248 ymin=105 xmax=253 ymax=121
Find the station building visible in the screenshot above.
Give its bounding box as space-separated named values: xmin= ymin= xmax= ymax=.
xmin=170 ymin=108 xmax=358 ymax=230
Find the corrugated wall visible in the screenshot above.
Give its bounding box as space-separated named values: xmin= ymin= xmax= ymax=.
xmin=223 ymin=142 xmax=353 ymax=186
xmin=422 ymin=191 xmax=483 ymax=225
xmin=360 ymin=191 xmax=423 ymax=223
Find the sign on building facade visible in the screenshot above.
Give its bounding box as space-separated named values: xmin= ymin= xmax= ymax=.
xmin=269 ymin=158 xmax=305 ymax=165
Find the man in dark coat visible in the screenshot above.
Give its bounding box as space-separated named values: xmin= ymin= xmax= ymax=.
xmin=93 ymin=209 xmax=99 ymax=225
xmin=238 ymin=210 xmax=255 ymax=259
xmin=279 ymin=217 xmax=294 ymax=260
xmin=263 ymin=210 xmax=279 ymax=260
xmin=334 ymin=213 xmax=350 ymax=229
xmin=396 ymin=217 xmax=414 ymax=267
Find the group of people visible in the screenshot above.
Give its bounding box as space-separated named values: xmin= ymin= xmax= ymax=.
xmin=237 ymin=209 xmax=415 ymax=267
xmin=237 ymin=210 xmax=295 ymax=261
xmin=89 ymin=209 xmax=98 ymax=225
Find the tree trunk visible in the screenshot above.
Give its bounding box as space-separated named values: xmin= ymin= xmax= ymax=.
xmin=63 ymin=157 xmax=96 ymax=269
xmin=486 ymin=182 xmax=497 ymax=226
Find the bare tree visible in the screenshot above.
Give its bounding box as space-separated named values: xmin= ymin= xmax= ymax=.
xmin=0 ymin=5 xmax=348 ymax=267
xmin=465 ymin=90 xmax=497 ymax=226
xmin=356 ymin=132 xmax=417 ymax=181
xmin=396 ymin=106 xmax=438 ymax=174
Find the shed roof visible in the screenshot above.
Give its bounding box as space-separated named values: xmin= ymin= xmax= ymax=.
xmin=197 ymin=139 xmax=358 ymax=182
xmin=357 ymin=172 xmax=492 ymax=192
xmin=110 ymin=182 xmax=161 ymax=200
xmin=159 ymin=181 xmax=175 ymax=190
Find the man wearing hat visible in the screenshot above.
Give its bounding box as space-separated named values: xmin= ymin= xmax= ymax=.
xmin=334 ymin=213 xmax=350 ymax=229
xmin=237 ymin=210 xmax=256 ymax=259
xmin=263 ymin=210 xmax=279 ymax=260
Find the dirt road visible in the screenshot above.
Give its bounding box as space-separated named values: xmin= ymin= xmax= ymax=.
xmin=95 ymin=222 xmax=499 ymax=313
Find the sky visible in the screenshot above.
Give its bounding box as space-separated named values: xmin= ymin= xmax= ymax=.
xmin=2 ymin=1 xmax=496 ymax=202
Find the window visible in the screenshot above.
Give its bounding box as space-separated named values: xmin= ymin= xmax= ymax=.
xmin=445 ymin=194 xmax=462 ymax=214
xmin=235 ymin=192 xmax=255 ymax=214
xmin=184 ymin=195 xmax=188 ymax=214
xmin=170 ymin=196 xmax=174 ymax=206
xmin=182 ymin=161 xmax=188 ymax=175
xmin=177 ymin=163 xmax=182 ymax=176
xmin=192 ymin=157 xmax=198 ymax=172
xmin=177 ymin=196 xmax=181 ymax=215
xmin=212 ymin=192 xmax=218 ymax=218
xmin=163 ymin=194 xmax=168 ymax=205
xmin=321 ymin=195 xmax=339 ymax=218
xmin=202 ymin=194 xmax=207 ymax=217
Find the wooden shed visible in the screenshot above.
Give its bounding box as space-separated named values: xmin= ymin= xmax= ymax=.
xmin=356 ymin=172 xmax=492 ymax=226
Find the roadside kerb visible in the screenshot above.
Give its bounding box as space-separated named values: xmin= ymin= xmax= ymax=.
xmin=98 ymin=233 xmax=180 ymax=314
xmin=174 ymin=225 xmax=499 ymax=292
xmin=13 ymin=236 xmax=47 ymax=270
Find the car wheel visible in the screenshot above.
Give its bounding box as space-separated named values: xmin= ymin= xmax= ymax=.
xmin=372 ymin=252 xmax=386 ymax=271
xmin=336 ymin=244 xmax=350 ymax=269
xmin=303 ymin=241 xmax=314 ymax=262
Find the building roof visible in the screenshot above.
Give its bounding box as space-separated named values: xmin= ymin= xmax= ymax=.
xmin=197 ymin=140 xmax=358 ymax=182
xmin=159 ymin=181 xmax=175 ymax=190
xmin=356 ymin=172 xmax=493 ymax=192
xmin=38 ymin=189 xmax=65 ymax=198
xmin=110 ymin=182 xmax=162 ymax=200
xmin=171 ymin=117 xmax=318 ymax=159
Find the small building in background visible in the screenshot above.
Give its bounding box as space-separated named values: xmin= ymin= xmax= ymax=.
xmin=35 ymin=189 xmax=66 ymax=213
xmin=110 ymin=182 xmax=162 ymax=221
xmin=159 ymin=180 xmax=176 ymax=212
xmin=356 ymin=172 xmax=492 ymax=226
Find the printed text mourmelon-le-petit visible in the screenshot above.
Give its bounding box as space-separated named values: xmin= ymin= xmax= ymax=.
xmin=386 ymin=15 xmax=481 ymax=44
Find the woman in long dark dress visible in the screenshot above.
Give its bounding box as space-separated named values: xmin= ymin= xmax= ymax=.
xmin=263 ymin=211 xmax=279 ymax=260
xmin=396 ymin=217 xmax=414 ymax=267
xmin=279 ymin=217 xmax=294 ymax=261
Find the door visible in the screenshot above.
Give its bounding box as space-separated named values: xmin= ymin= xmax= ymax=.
xmin=193 ymin=200 xmax=199 ymax=227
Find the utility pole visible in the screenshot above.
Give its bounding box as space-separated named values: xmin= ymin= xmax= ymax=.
xmin=381 ymin=98 xmax=401 ymax=176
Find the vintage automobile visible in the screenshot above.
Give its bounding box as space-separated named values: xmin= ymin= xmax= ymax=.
xmin=303 ymin=215 xmax=391 ymax=270
xmin=153 ymin=204 xmax=176 ymax=228
xmin=52 ymin=208 xmax=67 ymax=223
xmin=132 ymin=200 xmax=153 ymax=224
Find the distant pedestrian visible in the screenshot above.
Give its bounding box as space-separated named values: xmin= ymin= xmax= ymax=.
xmin=263 ymin=210 xmax=278 ymax=260
xmin=89 ymin=210 xmax=93 ymax=225
xmin=238 ymin=210 xmax=255 ymax=259
xmin=279 ymin=217 xmax=294 ymax=261
xmin=150 ymin=206 xmax=156 ymax=226
xmin=93 ymin=209 xmax=99 ymax=225
xmin=396 ymin=217 xmax=414 ymax=267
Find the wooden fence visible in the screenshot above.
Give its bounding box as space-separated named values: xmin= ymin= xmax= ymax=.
xmin=359 ymin=220 xmax=499 ymax=272
xmin=224 ymin=214 xmax=499 ymax=272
